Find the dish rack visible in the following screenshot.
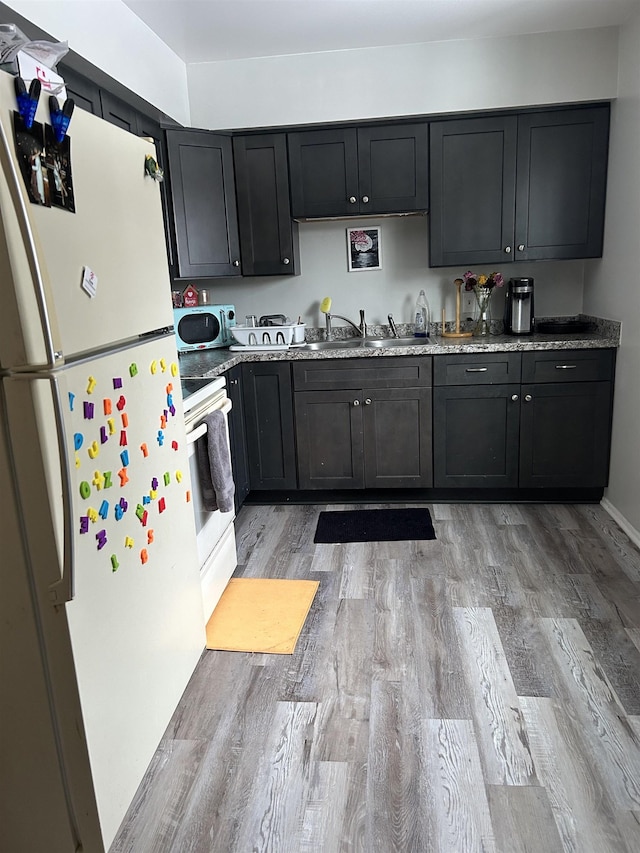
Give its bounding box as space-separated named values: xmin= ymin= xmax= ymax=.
xmin=231 ymin=323 xmax=305 ymax=347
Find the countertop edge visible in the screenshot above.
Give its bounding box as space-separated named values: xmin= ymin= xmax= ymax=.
xmin=178 ymin=316 xmax=621 ymax=380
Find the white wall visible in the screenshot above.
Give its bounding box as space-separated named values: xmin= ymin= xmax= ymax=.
xmin=188 ymin=28 xmax=619 ymax=130
xmin=199 ymin=217 xmax=586 ymax=331
xmin=583 ymin=9 xmax=640 ymax=538
xmin=5 ymin=0 xmax=190 ymax=124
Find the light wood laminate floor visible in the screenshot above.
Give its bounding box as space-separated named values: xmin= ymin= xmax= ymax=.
xmin=111 ymin=502 xmax=640 ymax=852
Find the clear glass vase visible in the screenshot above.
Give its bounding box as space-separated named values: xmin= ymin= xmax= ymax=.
xmin=474 ymin=287 xmax=492 ymax=336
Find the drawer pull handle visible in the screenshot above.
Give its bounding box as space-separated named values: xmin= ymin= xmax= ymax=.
xmin=466 ymin=367 xmax=488 ymax=372
xmin=555 ymin=364 xmax=577 ymax=369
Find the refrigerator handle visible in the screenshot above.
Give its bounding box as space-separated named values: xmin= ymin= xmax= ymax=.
xmin=0 ymin=113 xmax=63 ymax=368
xmin=47 ymin=374 xmax=76 ymax=605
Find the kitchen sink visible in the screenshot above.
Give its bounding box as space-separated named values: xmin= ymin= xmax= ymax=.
xmin=304 ymin=337 xmax=435 ymax=351
xmin=304 ymin=339 xmax=366 ymax=351
xmin=364 ymin=337 xmax=434 ymax=348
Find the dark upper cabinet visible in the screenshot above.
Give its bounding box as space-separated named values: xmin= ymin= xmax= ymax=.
xmin=515 ymin=109 xmax=609 ymax=261
xmin=233 ymin=134 xmax=299 ymax=276
xmin=429 ymin=106 xmax=609 ymax=267
xmin=99 ymin=91 xmax=140 ymax=134
xmin=429 ymin=115 xmax=517 ymax=268
xmin=58 ymin=64 xmax=102 ymax=115
xmin=288 ymin=124 xmax=429 ymax=218
xmin=166 ymin=129 xmax=241 ymax=279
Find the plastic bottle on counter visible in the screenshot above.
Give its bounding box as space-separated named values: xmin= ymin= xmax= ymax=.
xmin=414 ymin=289 xmax=430 ymax=337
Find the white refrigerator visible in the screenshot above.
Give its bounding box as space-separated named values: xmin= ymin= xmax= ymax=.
xmin=0 ymin=71 xmax=205 ymax=851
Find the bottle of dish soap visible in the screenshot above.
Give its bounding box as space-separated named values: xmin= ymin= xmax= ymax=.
xmin=414 ymin=289 xmax=430 ymax=337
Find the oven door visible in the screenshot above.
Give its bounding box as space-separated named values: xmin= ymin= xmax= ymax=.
xmin=185 ymin=385 xmax=237 ymax=618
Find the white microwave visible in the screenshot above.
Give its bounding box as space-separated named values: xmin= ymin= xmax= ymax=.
xmin=173 ymin=305 xmax=236 ymax=352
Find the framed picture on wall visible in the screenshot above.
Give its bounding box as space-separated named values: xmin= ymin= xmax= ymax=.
xmin=346 ymin=226 xmax=382 ymax=271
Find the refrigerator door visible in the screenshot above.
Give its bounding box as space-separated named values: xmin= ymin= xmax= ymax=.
xmin=3 ymin=334 xmax=205 ymax=849
xmin=0 ymin=393 xmax=104 ymax=853
xmin=0 ymin=70 xmax=172 ymax=370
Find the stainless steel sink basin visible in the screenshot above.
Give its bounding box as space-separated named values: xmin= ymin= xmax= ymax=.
xmin=364 ymin=337 xmax=432 ymax=348
xmin=304 ymin=339 xmax=366 ymax=351
xmin=304 ymin=337 xmax=435 ymax=351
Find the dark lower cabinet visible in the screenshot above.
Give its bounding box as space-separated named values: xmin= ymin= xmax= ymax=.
xmin=433 ymin=384 xmax=521 ymax=488
xmin=166 ymin=129 xmax=241 ymax=279
xmin=433 ymin=349 xmax=615 ymax=490
xmin=242 ymin=363 xmax=297 ymax=490
xmin=519 ymin=381 xmax=613 ymax=488
xmin=225 ymin=366 xmax=250 ymax=510
xmin=293 ymin=358 xmax=433 ymax=489
xmin=295 ymin=390 xmax=364 ymax=489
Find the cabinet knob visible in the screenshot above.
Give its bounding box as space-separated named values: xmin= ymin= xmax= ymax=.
xmin=504 ymin=246 xmax=512 ymax=254
xmin=362 ymin=196 xmax=369 ymax=204
xmin=349 ymin=196 xmax=357 ymax=204
xmin=364 ymin=398 xmax=372 ymax=405
xmin=282 ymin=257 xmax=290 ymax=265
xmin=232 ymin=260 xmax=240 ymax=267
xmin=518 ymin=244 xmax=525 ymax=252
xmin=353 ymin=399 xmax=360 ymax=406
xmin=511 ymin=394 xmax=519 ymax=402
xmin=524 ymin=394 xmax=532 ymax=402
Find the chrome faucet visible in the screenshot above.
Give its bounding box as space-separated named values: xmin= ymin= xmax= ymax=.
xmin=387 ymin=313 xmax=399 ymax=337
xmin=325 ymin=308 xmax=366 ymax=341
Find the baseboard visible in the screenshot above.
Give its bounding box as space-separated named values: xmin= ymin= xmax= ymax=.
xmin=601 ymin=498 xmax=640 ymax=550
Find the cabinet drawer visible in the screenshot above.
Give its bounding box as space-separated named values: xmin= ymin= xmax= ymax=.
xmin=522 ymin=349 xmax=615 ymax=383
xmin=433 ymin=353 xmax=521 ymax=385
xmin=292 ymin=357 xmax=432 ymax=390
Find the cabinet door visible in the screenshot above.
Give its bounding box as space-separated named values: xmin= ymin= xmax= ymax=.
xmin=242 ymin=363 xmax=297 ymax=490
xmin=429 ymin=115 xmax=517 ymax=267
xmin=99 ymin=91 xmax=140 ymax=134
xmin=519 ymin=381 xmax=613 ymax=488
xmin=433 ymin=384 xmax=520 ymax=487
xmin=295 ymin=390 xmax=364 ymax=489
xmin=357 ymin=124 xmax=428 ymax=214
xmin=58 ymin=65 xmax=101 ymax=115
xmin=233 ymin=134 xmax=299 ymax=275
xmin=515 ymin=107 xmax=609 ymax=261
xmin=363 ymin=387 xmax=432 ymax=488
xmin=225 ymin=366 xmax=250 ymax=510
xmin=288 ymin=128 xmax=359 ymax=218
xmin=166 ymin=130 xmax=241 ymax=278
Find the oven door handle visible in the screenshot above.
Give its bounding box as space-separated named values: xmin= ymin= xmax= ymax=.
xmin=186 ymin=398 xmax=232 ymax=445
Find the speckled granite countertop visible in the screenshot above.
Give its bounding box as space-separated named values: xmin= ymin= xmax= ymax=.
xmin=177 ymin=315 xmax=621 ymax=380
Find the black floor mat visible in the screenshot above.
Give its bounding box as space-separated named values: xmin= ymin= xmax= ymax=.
xmin=313 ymin=507 xmax=436 ymax=543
